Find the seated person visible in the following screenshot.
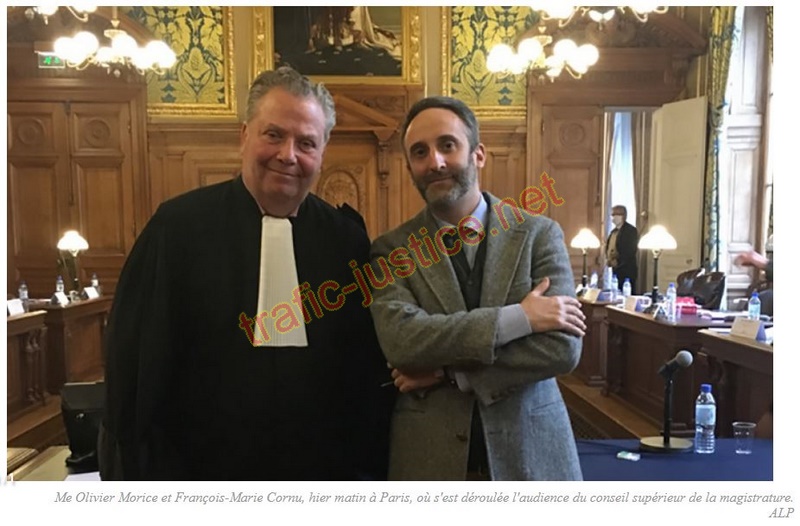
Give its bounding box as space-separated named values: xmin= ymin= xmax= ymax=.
xmin=735 ymin=250 xmax=773 ymax=316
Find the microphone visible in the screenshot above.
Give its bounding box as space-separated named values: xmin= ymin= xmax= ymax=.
xmin=640 ymin=349 xmax=694 ymax=453
xmin=657 ymin=350 xmax=693 ymax=377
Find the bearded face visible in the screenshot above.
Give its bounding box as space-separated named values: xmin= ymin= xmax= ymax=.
xmin=413 ymin=156 xmax=478 ymax=209
xmin=404 ymin=108 xmax=485 ymax=215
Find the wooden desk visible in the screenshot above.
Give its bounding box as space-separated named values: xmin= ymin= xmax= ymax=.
xmin=34 ymin=297 xmax=112 ymax=394
xmin=699 ymin=330 xmax=773 ymax=437
xmin=604 ymin=307 xmax=731 ymax=434
xmin=575 ymin=300 xmax=613 ymax=386
xmin=7 ymin=310 xmax=48 ymax=423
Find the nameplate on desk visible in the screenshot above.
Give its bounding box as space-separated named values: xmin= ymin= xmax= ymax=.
xmin=51 ymin=292 xmax=70 ymax=306
xmin=624 ymin=296 xmax=638 ymax=311
xmin=81 ymin=286 xmax=99 ymax=300
xmin=731 ymin=317 xmax=767 ymax=342
xmin=7 ymin=298 xmax=25 ymax=316
xmin=583 ymin=289 xmax=600 ymax=302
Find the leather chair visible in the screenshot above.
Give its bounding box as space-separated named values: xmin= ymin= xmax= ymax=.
xmin=676 ymin=268 xmax=705 ymax=297
xmin=691 ymin=272 xmax=726 ymax=310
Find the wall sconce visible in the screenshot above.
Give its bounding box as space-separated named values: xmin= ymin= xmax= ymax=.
xmin=638 ymin=225 xmax=677 ymax=306
xmin=570 ymin=228 xmax=601 ymax=296
xmin=57 ymin=230 xmax=89 ymax=294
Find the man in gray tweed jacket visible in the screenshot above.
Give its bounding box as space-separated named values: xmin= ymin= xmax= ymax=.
xmin=369 ymin=96 xmax=586 ymax=481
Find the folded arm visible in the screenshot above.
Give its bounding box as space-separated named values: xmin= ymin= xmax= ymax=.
xmin=370 ymin=220 xmax=583 ymax=395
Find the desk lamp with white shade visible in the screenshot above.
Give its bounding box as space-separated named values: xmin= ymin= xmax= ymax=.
xmin=638 ymin=224 xmax=677 ymax=307
xmin=57 ymin=230 xmax=89 ymax=297
xmin=570 ymin=228 xmax=601 ymax=296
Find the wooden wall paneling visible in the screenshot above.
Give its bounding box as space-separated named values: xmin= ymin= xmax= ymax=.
xmin=7 ymin=311 xmax=49 ymax=424
xmin=7 ymin=102 xmax=73 ymax=298
xmin=541 ymin=105 xmax=604 ymax=283
xmin=146 ymin=123 xmax=241 ymax=212
xmin=70 ymin=102 xmax=137 ymax=294
xmin=184 ymin=150 xmax=243 ymax=190
xmin=7 ymin=80 xmax=149 ymax=298
xmin=479 ymin=121 xmax=528 ymax=205
xmin=399 ymin=161 xmax=426 ymax=231
xmin=316 ymin=139 xmax=380 ymax=239
xmin=384 ymin=150 xmax=409 ymax=234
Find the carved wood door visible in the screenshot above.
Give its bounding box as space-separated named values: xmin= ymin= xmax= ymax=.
xmin=7 ymin=99 xmax=139 ymax=297
xmin=540 ymin=104 xmax=604 ymax=282
xmin=7 ymin=102 xmax=73 ymax=297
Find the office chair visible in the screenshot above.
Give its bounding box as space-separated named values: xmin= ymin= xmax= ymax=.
xmin=691 ymin=272 xmax=726 ymax=311
xmin=676 ymin=267 xmax=705 ymax=297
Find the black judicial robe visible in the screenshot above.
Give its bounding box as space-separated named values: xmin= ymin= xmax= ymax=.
xmin=100 ymin=176 xmax=393 ymax=480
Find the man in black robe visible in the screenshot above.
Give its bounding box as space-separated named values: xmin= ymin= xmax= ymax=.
xmin=100 ymin=67 xmax=392 ymax=481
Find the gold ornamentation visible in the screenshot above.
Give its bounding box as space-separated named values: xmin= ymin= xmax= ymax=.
xmin=133 ymin=7 xmax=236 ymax=117
xmin=441 ymin=7 xmax=531 ymax=113
xmin=252 ymin=7 xmax=421 ymax=85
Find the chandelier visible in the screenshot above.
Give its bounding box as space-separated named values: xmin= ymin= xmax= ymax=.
xmin=25 ymin=4 xmax=96 ymax=24
xmin=540 ymin=4 xmax=669 ymax=27
xmin=487 ymin=20 xmax=599 ymax=82
xmin=487 ymin=4 xmax=667 ymax=82
xmin=30 ymin=5 xmax=176 ymax=76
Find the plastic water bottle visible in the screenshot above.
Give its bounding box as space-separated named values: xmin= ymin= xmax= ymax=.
xmin=622 ymin=278 xmax=632 ymax=298
xmin=611 ymin=274 xmax=619 ymax=292
xmin=55 ymin=275 xmax=65 ymax=293
xmin=18 ymin=280 xmax=29 ymax=312
xmin=91 ymin=272 xmax=103 ymax=295
xmin=589 ymin=271 xmax=598 ymax=289
xmin=694 ymin=384 xmax=716 ymax=454
xmin=747 ymin=292 xmax=761 ymax=320
xmin=604 ymin=267 xmax=614 ymax=290
xmin=665 ymin=282 xmax=677 ymax=322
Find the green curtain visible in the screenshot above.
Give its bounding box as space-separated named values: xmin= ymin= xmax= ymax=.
xmin=766 ymin=7 xmax=773 ymax=63
xmin=702 ymin=7 xmax=737 ymax=271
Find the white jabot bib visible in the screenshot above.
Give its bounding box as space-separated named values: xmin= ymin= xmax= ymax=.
xmin=255 ymin=216 xmax=308 ymax=347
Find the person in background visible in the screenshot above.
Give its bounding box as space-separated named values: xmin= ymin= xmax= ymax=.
xmin=100 ymin=67 xmax=392 ymax=481
xmin=735 ymin=247 xmax=774 ymax=316
xmin=369 ymin=96 xmax=585 ymax=481
xmin=605 ymin=205 xmax=639 ymax=293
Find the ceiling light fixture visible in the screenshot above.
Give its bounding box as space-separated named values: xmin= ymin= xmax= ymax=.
xmin=25 ymin=3 xmax=97 ymax=24
xmin=48 ymin=6 xmax=176 ymax=76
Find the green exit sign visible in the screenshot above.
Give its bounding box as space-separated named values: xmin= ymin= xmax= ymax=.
xmin=37 ymin=53 xmax=65 ymax=69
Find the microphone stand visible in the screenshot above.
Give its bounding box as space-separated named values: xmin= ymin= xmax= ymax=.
xmin=639 ymin=366 xmax=693 ymax=453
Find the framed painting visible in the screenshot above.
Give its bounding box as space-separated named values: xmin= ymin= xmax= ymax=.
xmin=252 ymin=6 xmax=421 ymax=84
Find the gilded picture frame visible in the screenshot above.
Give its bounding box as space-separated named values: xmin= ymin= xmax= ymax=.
xmin=252 ymin=6 xmax=421 ymax=84
xmin=125 ymin=6 xmax=237 ymax=118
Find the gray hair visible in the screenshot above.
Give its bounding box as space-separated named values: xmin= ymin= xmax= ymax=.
xmin=245 ymin=66 xmax=336 ymax=142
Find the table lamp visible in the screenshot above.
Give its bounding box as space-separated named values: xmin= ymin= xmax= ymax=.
xmin=638 ymin=225 xmax=677 ymax=307
xmin=57 ymin=230 xmax=89 ymax=295
xmin=570 ymin=228 xmax=601 ymax=296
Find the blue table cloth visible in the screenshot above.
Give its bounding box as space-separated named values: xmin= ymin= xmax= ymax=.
xmin=578 ymin=438 xmax=772 ymax=481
